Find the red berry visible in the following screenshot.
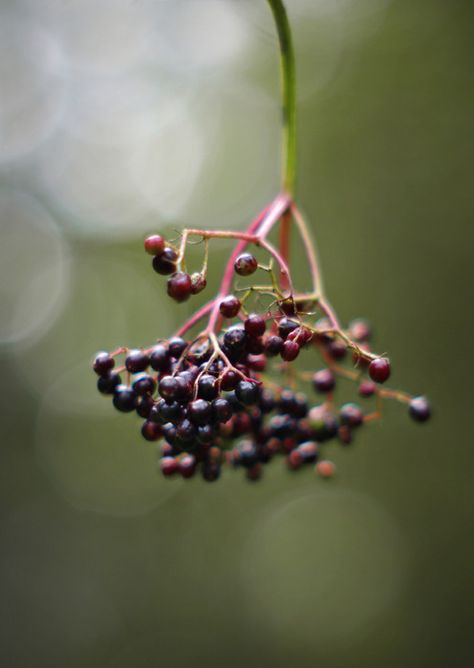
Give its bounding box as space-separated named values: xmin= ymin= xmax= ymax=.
xmin=287 ymin=449 xmax=303 ymax=470
xmin=244 ymin=313 xmax=266 ymax=337
xmin=234 ymin=252 xmax=258 ymax=276
xmin=160 ymin=456 xmax=178 ymax=476
xmin=144 ymin=234 xmax=165 ymax=256
xmin=219 ymin=295 xmax=241 ymax=318
xmin=327 ymin=340 xmax=346 ymax=360
xmin=167 ymin=272 xmax=192 ymax=303
xmin=368 ymin=357 xmax=391 ymax=383
xmin=280 ymin=340 xmax=300 ymax=361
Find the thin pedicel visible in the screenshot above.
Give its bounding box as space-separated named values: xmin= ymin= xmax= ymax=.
xmin=92 ymin=0 xmax=431 ymax=482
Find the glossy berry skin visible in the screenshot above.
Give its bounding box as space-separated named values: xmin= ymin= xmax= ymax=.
xmin=93 ymin=352 xmax=114 ymax=376
xmin=244 ymin=314 xmax=266 ymax=337
xmin=220 ymin=369 xmax=239 ymax=391
xmin=358 ymin=380 xmax=376 ymax=398
xmin=212 ymin=398 xmax=233 ymax=423
xmin=167 ymin=272 xmax=192 ymax=303
xmin=168 ymin=337 xmax=187 ymax=359
xmin=132 ymin=374 xmax=156 ymax=396
xmin=327 ymin=340 xmax=346 ymax=360
xmin=149 ymin=344 xmax=171 ymax=372
xmin=160 ymin=456 xmax=178 ymax=476
xmin=234 ymin=252 xmax=258 ymax=276
xmin=97 ymin=372 xmax=121 ymax=395
xmin=197 ymin=374 xmax=218 ymax=400
xmin=197 ymin=424 xmax=215 ymax=444
xmin=144 ymin=234 xmax=165 ymax=256
xmin=156 ymin=399 xmax=182 ymax=424
xmin=281 ymin=340 xmax=300 ymax=361
xmin=125 ymin=349 xmax=149 ymax=373
xmin=190 ymin=273 xmax=207 ymax=295
xmin=219 ymin=295 xmax=241 ymax=318
xmin=339 ymin=403 xmax=364 ymax=428
xmin=158 ymin=376 xmax=182 ymax=402
xmin=368 ymin=357 xmax=391 ymax=384
xmin=298 ymin=441 xmax=318 ymax=463
xmin=223 ymin=326 xmax=247 ymax=351
xmin=313 ymin=369 xmax=335 ymax=393
xmin=278 ymin=318 xmax=299 ymax=340
xmin=136 ymin=395 xmax=155 ymax=419
xmin=152 ymin=247 xmax=177 ymax=275
xmin=176 ymin=418 xmax=196 ymax=443
xmin=265 ymin=335 xmax=283 ymax=357
xmin=235 ymin=380 xmax=260 ymax=406
xmin=188 ymin=399 xmax=212 ymax=426
xmin=409 ymin=396 xmax=431 ymax=422
xmin=141 ymin=420 xmax=162 ymax=441
xmin=112 ymin=385 xmax=138 ymax=412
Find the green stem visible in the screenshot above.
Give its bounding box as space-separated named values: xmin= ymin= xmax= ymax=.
xmin=267 ymin=0 xmax=297 ymax=196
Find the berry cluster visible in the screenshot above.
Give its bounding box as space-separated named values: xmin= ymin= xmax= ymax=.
xmin=93 ymin=199 xmax=431 ymax=483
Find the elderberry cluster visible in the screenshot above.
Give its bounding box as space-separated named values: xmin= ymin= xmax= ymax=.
xmin=92 ymin=228 xmax=431 ymax=483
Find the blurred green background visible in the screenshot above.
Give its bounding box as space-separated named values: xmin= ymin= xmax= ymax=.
xmin=0 ymin=1 xmax=473 ymax=666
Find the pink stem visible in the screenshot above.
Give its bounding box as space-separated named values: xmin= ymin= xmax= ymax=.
xmin=207 ymin=193 xmax=291 ymax=332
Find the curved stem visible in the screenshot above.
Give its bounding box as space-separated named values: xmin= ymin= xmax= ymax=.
xmin=267 ymin=0 xmax=297 ymax=195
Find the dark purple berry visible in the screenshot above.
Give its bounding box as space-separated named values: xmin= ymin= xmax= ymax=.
xmin=197 ymin=374 xmax=218 ymax=400
xmin=202 ymin=461 xmax=221 ymax=482
xmin=339 ymin=402 xmax=364 ymax=428
xmin=167 ymin=271 xmax=192 ymax=303
xmin=281 ymin=340 xmax=300 ymax=361
xmin=197 ymin=424 xmax=215 ymax=444
xmin=93 ymin=351 xmax=114 ymax=376
xmin=152 ymin=247 xmax=177 ymax=275
xmin=220 ymin=369 xmax=239 ymax=391
xmin=150 ymin=344 xmax=171 ymax=372
xmin=327 ymin=340 xmax=347 ymax=360
xmin=258 ymin=390 xmax=275 ymax=414
xmin=278 ymin=318 xmax=299 ymax=340
xmin=212 ymin=398 xmax=233 ymax=423
xmin=298 ymin=441 xmax=318 ymax=463
xmin=264 ymin=335 xmax=283 ymax=357
xmin=168 ymin=337 xmax=187 ymax=359
xmin=125 ymin=349 xmax=149 ymax=373
xmin=97 ymin=372 xmax=121 ymax=395
xmin=136 ymin=395 xmax=155 ymax=418
xmin=156 ymin=399 xmax=182 ymax=423
xmin=234 ymin=252 xmax=258 ymax=276
xmin=235 ymin=380 xmax=260 ymax=406
xmin=368 ymin=357 xmax=391 ymax=384
xmin=219 ymin=295 xmax=241 ymax=318
xmin=112 ymin=385 xmax=138 ymax=412
xmin=132 ymin=374 xmax=156 ymax=396
xmin=409 ymin=396 xmax=431 ymax=422
xmin=158 ymin=376 xmax=181 ymax=401
xmin=141 ymin=420 xmax=163 ymax=441
xmin=312 ymin=369 xmax=335 ymax=393
xmin=188 ymin=399 xmax=212 ymax=425
xmin=176 ymin=418 xmax=196 ymax=443
xmin=223 ymin=325 xmax=247 ymax=351
xmin=162 ymin=423 xmax=178 ymax=445
xmin=144 ymin=234 xmax=165 ymax=256
xmin=244 ymin=313 xmax=266 ymax=337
